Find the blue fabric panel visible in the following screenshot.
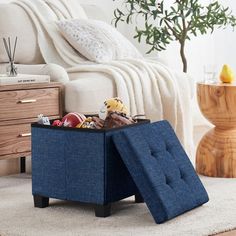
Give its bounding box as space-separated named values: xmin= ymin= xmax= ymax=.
xmin=32 ymin=127 xmax=67 ymax=200
xmin=31 ymin=123 xmax=147 ymax=205
xmin=32 ymin=127 xmax=105 ymax=204
xmin=104 ymin=130 xmax=138 ymax=203
xmin=65 ymin=131 xmax=105 ymax=204
xmin=113 ymin=120 xmax=209 ymax=223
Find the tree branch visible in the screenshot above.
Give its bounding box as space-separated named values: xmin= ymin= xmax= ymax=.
xmin=186 ymin=20 xmax=192 ymax=31
xmin=180 ymin=6 xmax=187 ymax=41
xmin=164 ymin=20 xmax=180 ymax=40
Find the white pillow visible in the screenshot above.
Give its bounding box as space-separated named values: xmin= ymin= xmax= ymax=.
xmin=57 ymin=19 xmax=143 ymax=63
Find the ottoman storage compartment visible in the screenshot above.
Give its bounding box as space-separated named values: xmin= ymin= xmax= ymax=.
xmin=31 ymin=121 xmax=149 ymax=217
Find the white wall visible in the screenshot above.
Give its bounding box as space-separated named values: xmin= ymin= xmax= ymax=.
xmin=122 ymin=0 xmax=236 ymax=81
xmin=214 ymin=0 xmax=236 ymax=77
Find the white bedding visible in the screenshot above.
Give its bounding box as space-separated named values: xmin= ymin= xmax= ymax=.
xmin=12 ymin=0 xmax=194 ymax=155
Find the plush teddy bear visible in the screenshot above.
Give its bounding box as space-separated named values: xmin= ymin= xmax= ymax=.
xmin=99 ymin=97 xmax=128 ymax=120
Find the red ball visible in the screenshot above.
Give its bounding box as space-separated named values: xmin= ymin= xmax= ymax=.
xmin=52 ymin=120 xmax=63 ymax=127
xmin=62 ymin=112 xmax=86 ymax=128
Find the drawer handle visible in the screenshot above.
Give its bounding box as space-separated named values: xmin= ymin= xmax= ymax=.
xmin=18 ymin=99 xmax=37 ymax=104
xmin=19 ymin=133 xmax=31 ymax=137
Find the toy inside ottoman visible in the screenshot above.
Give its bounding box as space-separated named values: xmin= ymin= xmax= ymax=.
xmin=31 ymin=120 xmax=149 ymax=217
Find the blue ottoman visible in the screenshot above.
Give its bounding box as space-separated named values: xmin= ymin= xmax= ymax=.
xmin=31 ymin=120 xmax=149 ymax=217
xmin=31 ymin=120 xmax=209 ymax=223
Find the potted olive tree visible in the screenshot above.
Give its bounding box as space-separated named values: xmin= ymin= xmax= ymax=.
xmin=113 ymin=0 xmax=236 ymax=72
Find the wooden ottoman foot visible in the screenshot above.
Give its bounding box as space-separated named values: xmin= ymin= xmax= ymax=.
xmin=196 ymin=127 xmax=236 ymax=178
xmin=135 ymin=192 xmax=144 ymax=203
xmin=94 ymin=203 xmax=111 ymax=217
xmin=33 ymin=195 xmax=49 ymax=208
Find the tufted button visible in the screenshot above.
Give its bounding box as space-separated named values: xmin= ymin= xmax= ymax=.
xmin=150 ymin=151 xmax=159 ymax=157
xmin=166 ymin=178 xmax=170 ymax=185
xmin=166 ymin=145 xmax=172 ymax=153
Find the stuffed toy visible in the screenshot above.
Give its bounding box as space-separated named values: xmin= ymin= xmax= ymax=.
xmin=99 ymin=97 xmax=128 ymax=120
xmin=76 ymin=116 xmax=105 ymax=129
xmin=37 ymin=114 xmax=50 ymax=125
xmin=76 ymin=117 xmax=95 ymax=129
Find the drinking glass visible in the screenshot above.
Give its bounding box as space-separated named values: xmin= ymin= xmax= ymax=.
xmin=204 ymin=64 xmax=217 ymax=84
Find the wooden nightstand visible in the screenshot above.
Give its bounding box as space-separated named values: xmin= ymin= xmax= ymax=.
xmin=0 ymin=82 xmax=63 ymax=174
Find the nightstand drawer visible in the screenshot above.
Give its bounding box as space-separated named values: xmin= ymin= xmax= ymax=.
xmin=0 ymin=123 xmax=31 ymax=157
xmin=0 ymin=88 xmax=60 ymax=121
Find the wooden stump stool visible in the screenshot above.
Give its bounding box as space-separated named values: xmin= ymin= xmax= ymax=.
xmin=196 ymin=82 xmax=236 ymax=178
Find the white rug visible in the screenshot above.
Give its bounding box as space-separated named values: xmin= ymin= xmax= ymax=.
xmin=0 ymin=174 xmax=236 ymax=236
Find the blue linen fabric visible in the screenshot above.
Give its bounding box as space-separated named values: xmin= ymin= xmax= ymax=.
xmin=113 ymin=120 xmax=209 ymax=223
xmin=31 ymin=122 xmax=149 ymax=205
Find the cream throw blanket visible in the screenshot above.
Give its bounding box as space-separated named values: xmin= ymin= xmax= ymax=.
xmin=12 ymin=0 xmax=193 ymax=154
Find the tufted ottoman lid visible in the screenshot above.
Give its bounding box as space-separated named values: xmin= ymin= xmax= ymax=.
xmin=113 ymin=120 xmax=209 ymax=224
